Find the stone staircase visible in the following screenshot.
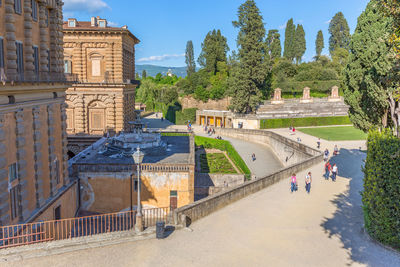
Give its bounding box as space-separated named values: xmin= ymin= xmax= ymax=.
xmin=256 ymin=98 xmax=349 ymax=119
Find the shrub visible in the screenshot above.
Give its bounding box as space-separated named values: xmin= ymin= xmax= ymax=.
xmin=363 ymin=129 xmax=400 ymax=250
xmin=176 ymin=108 xmax=197 ymax=125
xmin=194 ymin=136 xmax=251 ymax=177
xmin=260 ymin=116 xmax=351 ymax=129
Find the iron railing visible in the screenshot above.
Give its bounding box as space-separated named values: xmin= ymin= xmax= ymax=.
xmin=0 ymin=207 xmax=170 ymax=249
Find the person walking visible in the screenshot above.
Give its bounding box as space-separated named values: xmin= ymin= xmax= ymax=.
xmin=324 ymin=161 xmax=331 ymax=180
xmin=305 ymin=172 xmax=312 ymax=194
xmin=290 ymin=173 xmax=297 ymax=193
xmin=317 ymin=138 xmax=321 ymax=149
xmin=332 ymin=164 xmax=338 ymax=182
xmin=333 ymin=145 xmax=339 ymax=156
xmin=323 ymin=149 xmax=329 ymax=162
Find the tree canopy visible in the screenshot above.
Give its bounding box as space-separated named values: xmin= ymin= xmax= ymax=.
xmin=283 ymin=18 xmax=296 ymax=62
xmin=198 ymin=29 xmax=229 ymax=75
xmin=185 ymin=40 xmax=196 ymax=77
xmin=343 ymin=0 xmax=396 ymax=132
xmin=229 ymin=0 xmax=267 ymax=113
xmin=266 ymin=29 xmax=281 ymax=61
xmin=315 ymin=30 xmax=324 ymax=58
xmin=294 ymin=24 xmax=306 ymax=64
xmin=329 ymin=12 xmax=351 ymax=54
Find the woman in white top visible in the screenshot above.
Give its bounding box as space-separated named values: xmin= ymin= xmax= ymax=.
xmin=332 ymin=164 xmax=338 ymax=181
xmin=305 ymin=172 xmax=312 ymax=194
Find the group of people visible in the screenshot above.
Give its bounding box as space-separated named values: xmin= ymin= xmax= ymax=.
xmin=324 ymin=161 xmax=338 ymax=181
xmin=203 ymin=125 xmax=216 ymax=136
xmin=290 ymin=172 xmax=312 ymax=194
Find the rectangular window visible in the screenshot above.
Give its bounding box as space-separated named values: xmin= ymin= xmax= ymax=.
xmin=54 ymin=158 xmax=60 ymax=184
xmin=98 ymin=21 xmax=106 ymax=28
xmin=8 ymin=163 xmax=18 ymax=183
xmin=14 ymin=0 xmax=22 ymax=14
xmin=47 ymin=50 xmax=50 ymax=72
xmin=0 ymin=37 xmax=4 ymax=69
xmin=68 ymin=20 xmax=76 ymax=27
xmin=33 ymin=46 xmax=39 ymax=76
xmin=54 ymin=205 xmax=61 ymax=220
xmin=64 ymin=60 xmax=71 ymax=74
xmin=16 ymin=41 xmax=24 ymax=79
xmin=10 ymin=185 xmax=20 ymax=220
xmin=45 ymin=9 xmax=49 ymax=27
xmin=31 ymin=0 xmax=37 ymax=21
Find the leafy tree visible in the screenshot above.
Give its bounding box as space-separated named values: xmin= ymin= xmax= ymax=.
xmin=185 ymin=40 xmax=196 ymax=77
xmin=331 ymin=47 xmax=349 ymax=66
xmin=135 ymin=72 xmax=140 ymax=80
xmin=343 ymin=1 xmax=396 ymax=132
xmin=315 ymin=30 xmax=324 ymax=59
xmin=229 ymin=0 xmax=267 ymax=113
xmin=284 ymin=18 xmax=296 ymax=61
xmin=141 ymin=70 xmax=147 ymax=79
xmin=329 ymin=12 xmax=351 ymax=54
xmin=294 ymin=24 xmax=306 ymax=64
xmin=198 ymin=30 xmax=229 ymax=75
xmin=266 ymin=29 xmax=281 ymax=61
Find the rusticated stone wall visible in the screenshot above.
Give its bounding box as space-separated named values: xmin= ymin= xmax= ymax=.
xmin=181 ymin=96 xmax=231 ymax=111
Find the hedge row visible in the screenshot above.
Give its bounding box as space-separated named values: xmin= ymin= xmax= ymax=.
xmin=176 ymin=108 xmax=197 ymax=125
xmin=161 ymin=133 xmax=190 ymax=136
xmin=274 ymin=80 xmax=340 ymax=93
xmin=194 ymin=136 xmax=251 ymax=177
xmin=363 ymin=129 xmax=400 ymax=250
xmin=260 ymin=116 xmax=351 ymax=129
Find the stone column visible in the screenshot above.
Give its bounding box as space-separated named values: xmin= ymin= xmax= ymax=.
xmin=73 ymin=43 xmax=83 ymax=81
xmin=114 ymin=42 xmax=123 ymax=83
xmin=74 ymin=95 xmax=85 ymax=133
xmin=32 ymin=106 xmax=45 ymax=208
xmin=60 ymin=103 xmax=69 ymax=185
xmin=106 ymin=96 xmax=116 ymax=131
xmin=0 ymin=114 xmax=10 ymax=225
xmin=47 ymin=104 xmax=56 ymax=196
xmin=55 ymin=1 xmax=64 ymax=74
xmin=15 ymin=109 xmax=29 ymax=222
xmin=48 ymin=8 xmax=57 ymax=73
xmin=106 ymin=43 xmax=114 ymax=82
xmin=115 ymin=97 xmax=124 ymax=132
xmin=23 ymin=0 xmax=35 ymax=81
xmin=5 ymin=0 xmax=18 ymax=80
xmin=39 ymin=1 xmax=49 ymax=81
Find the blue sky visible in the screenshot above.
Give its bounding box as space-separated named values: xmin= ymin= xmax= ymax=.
xmin=63 ymin=0 xmax=369 ymax=67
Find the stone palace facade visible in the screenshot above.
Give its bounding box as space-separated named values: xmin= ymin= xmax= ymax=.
xmin=63 ymin=17 xmax=140 ymax=136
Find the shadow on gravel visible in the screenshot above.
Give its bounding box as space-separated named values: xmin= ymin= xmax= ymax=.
xmin=321 ymin=149 xmax=400 ymax=266
xmin=164 ymin=226 xmax=176 ymax=238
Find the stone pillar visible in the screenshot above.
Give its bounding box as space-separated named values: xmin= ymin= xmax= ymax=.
xmin=106 ymin=43 xmax=114 ymax=82
xmin=300 ymin=87 xmax=313 ymax=103
xmin=73 ymin=43 xmax=83 ymax=81
xmin=114 ymin=42 xmax=123 ymax=83
xmin=60 ymin=103 xmax=69 ymax=185
xmin=0 ymin=114 xmax=10 ymax=225
xmin=5 ymin=0 xmax=18 ymax=80
xmin=55 ymin=1 xmax=64 ymax=74
xmin=32 ymin=107 xmax=45 ymax=208
xmin=115 ymin=97 xmax=124 ymax=132
xmin=74 ymin=95 xmax=85 ymax=133
xmin=328 ymin=86 xmax=341 ymax=102
xmin=15 ymin=109 xmax=29 ymax=222
xmin=47 ymin=104 xmax=56 ymax=196
xmin=271 ymin=88 xmax=284 ymax=104
xmin=48 ymin=8 xmax=57 ymax=73
xmin=23 ymin=0 xmax=35 ymax=81
xmin=106 ymin=96 xmax=116 ymax=131
xmin=39 ymin=1 xmax=49 ymax=81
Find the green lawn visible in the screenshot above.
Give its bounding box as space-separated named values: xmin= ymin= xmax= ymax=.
xmin=298 ymin=126 xmax=367 ymax=141
xmin=199 ymin=153 xmax=237 ymax=174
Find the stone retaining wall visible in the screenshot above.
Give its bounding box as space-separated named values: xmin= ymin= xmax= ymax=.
xmin=173 ymin=130 xmax=322 ymax=226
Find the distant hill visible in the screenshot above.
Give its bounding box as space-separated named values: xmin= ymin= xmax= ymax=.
xmin=136 ymin=65 xmax=188 ymax=78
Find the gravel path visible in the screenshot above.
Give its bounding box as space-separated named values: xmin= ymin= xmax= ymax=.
xmin=10 ymin=128 xmax=400 ymax=267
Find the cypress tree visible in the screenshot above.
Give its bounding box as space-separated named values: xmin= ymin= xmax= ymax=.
xmin=343 ymin=1 xmax=395 ymax=132
xmin=266 ymin=29 xmax=281 ymax=60
xmin=198 ymin=30 xmax=229 ymax=74
xmin=283 ymin=18 xmax=296 ymax=61
xmin=315 ymin=30 xmax=324 ymax=59
xmin=294 ymin=24 xmax=306 ymax=64
xmin=329 ymin=12 xmax=351 ymax=54
xmin=229 ymin=0 xmax=266 ymax=113
xmin=185 ymin=40 xmax=196 ymax=77
xmin=141 ymin=70 xmax=147 ymax=79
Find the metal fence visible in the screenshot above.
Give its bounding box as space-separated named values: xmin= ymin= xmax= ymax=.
xmin=0 ymin=207 xmax=170 ymax=249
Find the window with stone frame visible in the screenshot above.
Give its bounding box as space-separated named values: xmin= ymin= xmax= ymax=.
xmin=33 ymin=46 xmax=39 ymax=76
xmin=14 ymin=0 xmax=22 ymax=14
xmin=64 ymin=60 xmax=72 ymax=74
xmin=8 ymin=163 xmax=20 ymax=220
xmin=16 ymin=41 xmax=24 ymax=79
xmin=0 ymin=37 xmax=4 ymax=70
xmin=31 ymin=0 xmax=38 ymax=21
xmin=9 ymin=163 xmax=18 ymax=183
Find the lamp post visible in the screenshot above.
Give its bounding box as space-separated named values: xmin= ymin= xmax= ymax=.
xmin=132 ymin=147 xmax=145 ymax=232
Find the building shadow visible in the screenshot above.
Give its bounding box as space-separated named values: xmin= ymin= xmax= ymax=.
xmin=320 ymin=148 xmax=400 ymax=265
xmin=163 ymin=225 xmax=175 ymax=238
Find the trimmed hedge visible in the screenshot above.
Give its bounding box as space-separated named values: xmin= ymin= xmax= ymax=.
xmin=176 ymin=108 xmax=197 ymax=125
xmin=363 ymin=129 xmax=400 ymax=250
xmin=274 ymin=80 xmax=340 ymax=93
xmin=161 ymin=133 xmax=190 ymax=136
xmin=194 ymin=136 xmax=251 ymax=178
xmin=260 ymin=116 xmax=351 ymax=129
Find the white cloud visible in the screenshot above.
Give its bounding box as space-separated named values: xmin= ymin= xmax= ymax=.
xmin=63 ymin=0 xmax=110 ymax=14
xmin=137 ymin=54 xmax=185 ymax=63
xmin=108 ymin=21 xmax=119 ymax=27
xmin=279 ymin=24 xmax=286 ymax=30
xmin=325 ymin=19 xmax=332 ymax=24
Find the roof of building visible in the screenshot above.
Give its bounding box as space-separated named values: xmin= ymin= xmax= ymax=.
xmin=63 ymin=20 xmax=140 ymax=44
